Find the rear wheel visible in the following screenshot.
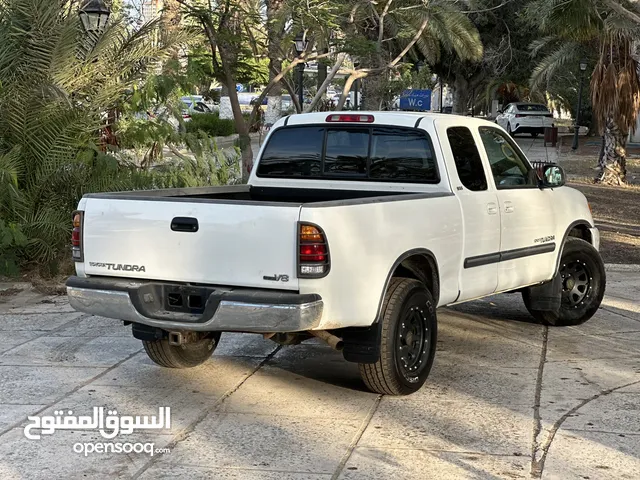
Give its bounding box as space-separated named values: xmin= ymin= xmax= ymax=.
xmin=523 ymin=238 xmax=605 ymax=326
xmin=359 ymin=278 xmax=437 ymax=395
xmin=143 ymin=332 xmax=221 ymax=368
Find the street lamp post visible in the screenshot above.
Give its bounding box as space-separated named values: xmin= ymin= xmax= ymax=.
xmin=294 ymin=32 xmax=309 ymax=111
xmin=354 ymin=61 xmax=360 ymax=110
xmin=79 ymin=0 xmax=112 ymax=151
xmin=572 ymin=59 xmax=588 ymax=151
xmin=79 ymin=0 xmax=111 ymax=36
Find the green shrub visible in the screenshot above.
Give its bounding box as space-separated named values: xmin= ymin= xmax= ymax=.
xmin=185 ymin=113 xmax=235 ymax=137
xmin=0 ymin=220 xmax=27 ymax=277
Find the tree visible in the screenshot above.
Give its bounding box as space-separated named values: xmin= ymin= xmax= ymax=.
xmin=339 ymin=0 xmax=483 ymax=111
xmin=265 ymin=0 xmax=287 ymax=124
xmin=173 ymin=0 xmax=261 ymax=182
xmin=427 ymin=0 xmax=540 ymax=115
xmin=0 ymin=0 xmax=224 ymax=273
xmin=527 ymin=0 xmax=640 ymax=185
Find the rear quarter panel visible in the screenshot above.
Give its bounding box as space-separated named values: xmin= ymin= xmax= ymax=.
xmin=300 ymin=195 xmax=463 ymax=329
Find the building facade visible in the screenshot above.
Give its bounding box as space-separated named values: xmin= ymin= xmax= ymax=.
xmin=141 ymin=0 xmax=163 ymax=23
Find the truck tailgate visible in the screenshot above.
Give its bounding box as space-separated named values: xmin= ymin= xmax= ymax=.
xmin=82 ymin=198 xmax=301 ymax=290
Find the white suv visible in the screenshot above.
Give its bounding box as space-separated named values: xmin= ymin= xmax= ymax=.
xmin=496 ymin=103 xmax=554 ymax=137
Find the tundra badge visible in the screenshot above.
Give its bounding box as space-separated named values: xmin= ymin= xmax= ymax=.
xmin=89 ymin=262 xmax=147 ymax=273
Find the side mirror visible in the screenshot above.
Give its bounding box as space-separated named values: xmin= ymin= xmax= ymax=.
xmin=541 ymin=164 xmax=566 ymax=188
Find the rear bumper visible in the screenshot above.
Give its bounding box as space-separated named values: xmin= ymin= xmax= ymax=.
xmin=66 ymin=276 xmax=323 ymax=333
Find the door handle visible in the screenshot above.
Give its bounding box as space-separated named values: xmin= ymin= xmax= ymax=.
xmin=487 ymin=203 xmax=498 ymax=215
xmin=171 ymin=217 xmax=199 ymax=232
xmin=504 ymin=201 xmax=515 ymax=213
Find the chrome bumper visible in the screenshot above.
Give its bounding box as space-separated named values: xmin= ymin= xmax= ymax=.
xmin=67 ymin=280 xmax=323 ymax=333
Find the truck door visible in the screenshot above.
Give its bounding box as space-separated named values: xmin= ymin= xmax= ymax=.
xmin=476 ymin=126 xmax=557 ymax=292
xmin=443 ymin=126 xmax=501 ymax=300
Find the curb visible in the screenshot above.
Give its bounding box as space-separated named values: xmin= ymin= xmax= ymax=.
xmin=605 ymin=264 xmax=640 ymax=272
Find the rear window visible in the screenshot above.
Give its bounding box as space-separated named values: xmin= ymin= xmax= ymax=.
xmin=258 ymin=127 xmax=323 ymax=177
xmin=516 ymin=104 xmax=548 ymax=112
xmin=257 ymin=126 xmax=439 ymax=183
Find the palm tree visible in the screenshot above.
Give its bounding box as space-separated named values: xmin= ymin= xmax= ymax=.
xmin=0 ymin=0 xmax=181 ymax=269
xmin=341 ymin=0 xmax=483 ymax=110
xmin=528 ymin=0 xmax=640 ymax=185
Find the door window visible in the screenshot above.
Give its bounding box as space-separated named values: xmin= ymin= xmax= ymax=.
xmin=446 ymin=127 xmax=487 ymax=191
xmin=479 ymin=127 xmax=538 ymax=188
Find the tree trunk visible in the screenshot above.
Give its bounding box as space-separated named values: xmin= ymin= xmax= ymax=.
xmin=228 ymin=82 xmax=253 ymax=183
xmin=220 ymin=66 xmax=253 ymax=182
xmin=219 ymin=84 xmax=233 ymax=120
xmin=596 ymin=117 xmax=627 ymax=185
xmin=305 ymin=53 xmax=346 ymax=112
xmin=453 ymin=76 xmax=469 ymax=115
xmin=361 ymin=53 xmax=387 ymax=110
xmin=317 ymin=47 xmax=328 ymax=91
xmin=336 ymin=73 xmax=365 ymax=111
xmin=265 ymin=0 xmax=285 ymax=126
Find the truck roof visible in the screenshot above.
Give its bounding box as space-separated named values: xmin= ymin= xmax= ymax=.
xmin=280 ymin=111 xmax=497 ymax=130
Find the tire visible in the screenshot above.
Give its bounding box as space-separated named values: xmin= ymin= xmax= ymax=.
xmin=507 ymin=123 xmax=514 ymax=136
xmin=523 ymin=238 xmax=606 ymax=326
xmin=359 ymin=278 xmax=437 ymax=395
xmin=143 ymin=332 xmax=221 ymax=368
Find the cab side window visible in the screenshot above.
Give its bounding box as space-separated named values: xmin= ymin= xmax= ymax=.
xmin=478 ymin=127 xmax=538 ymax=188
xmin=447 ymin=127 xmax=487 ymax=191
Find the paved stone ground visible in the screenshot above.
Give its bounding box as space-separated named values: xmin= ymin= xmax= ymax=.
xmin=0 ymin=267 xmax=638 ymax=480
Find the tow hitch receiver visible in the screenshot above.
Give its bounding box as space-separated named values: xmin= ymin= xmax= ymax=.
xmin=168 ymin=331 xmax=183 ymax=346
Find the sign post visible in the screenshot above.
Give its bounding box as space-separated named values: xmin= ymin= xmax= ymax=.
xmin=399 ymin=89 xmax=432 ymax=112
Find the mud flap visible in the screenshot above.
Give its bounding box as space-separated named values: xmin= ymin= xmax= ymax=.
xmin=525 ymin=274 xmax=562 ymax=312
xmin=340 ymin=323 xmax=382 ymax=364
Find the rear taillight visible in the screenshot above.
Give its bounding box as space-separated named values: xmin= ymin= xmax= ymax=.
xmin=72 ymin=211 xmax=84 ymax=262
xmin=298 ymin=223 xmax=330 ymax=278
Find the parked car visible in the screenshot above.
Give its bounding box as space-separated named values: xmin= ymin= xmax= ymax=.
xmin=67 ymin=112 xmax=605 ymax=396
xmin=496 ymin=103 xmax=554 ymax=137
xmin=180 ymin=97 xmax=214 ymax=121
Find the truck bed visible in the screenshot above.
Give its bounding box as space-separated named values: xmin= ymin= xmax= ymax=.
xmin=84 ymin=185 xmax=423 ymax=206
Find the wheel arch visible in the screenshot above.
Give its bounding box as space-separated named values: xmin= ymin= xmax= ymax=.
xmin=375 ymin=248 xmax=440 ymax=324
xmin=555 ymin=219 xmax=595 ymax=274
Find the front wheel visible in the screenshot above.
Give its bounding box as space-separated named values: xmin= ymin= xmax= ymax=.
xmin=359 ymin=278 xmax=437 ymax=395
xmin=143 ymin=332 xmax=221 ymax=368
xmin=523 ymin=238 xmax=606 ymax=326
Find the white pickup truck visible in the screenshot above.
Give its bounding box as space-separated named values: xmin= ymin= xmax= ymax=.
xmin=67 ymin=112 xmax=605 ymax=395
